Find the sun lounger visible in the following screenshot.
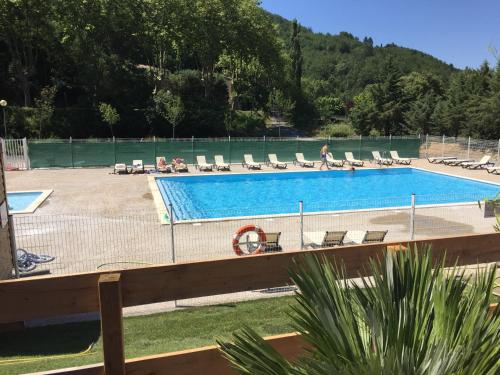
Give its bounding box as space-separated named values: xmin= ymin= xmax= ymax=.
xmin=144 ymin=164 xmax=156 ymax=173
xmin=326 ymin=153 xmax=344 ymax=167
xmin=461 ymin=155 xmax=493 ymax=169
xmin=443 ymin=158 xmax=474 ymax=166
xmin=114 ymin=163 xmax=128 ymax=174
xmin=156 ymin=157 xmax=170 ymax=173
xmin=294 ymin=153 xmax=314 ymax=167
xmin=214 ymin=155 xmax=230 ymax=171
xmin=132 ymin=160 xmax=144 ymax=173
xmin=390 ymin=151 xmax=411 ymax=165
xmin=487 ymin=166 xmax=500 ymax=174
xmin=372 ymin=151 xmax=393 ymax=166
xmin=196 ymin=155 xmax=213 ymax=171
xmin=264 ymin=232 xmax=283 ymax=252
xmin=267 ymin=154 xmax=287 ymax=169
xmin=362 ymin=230 xmax=388 ymax=243
xmin=427 ymin=156 xmax=457 ymax=164
xmin=308 ymin=231 xmax=347 ymax=248
xmin=345 ymin=152 xmax=364 ymax=166
xmin=243 ymin=154 xmax=262 ymax=169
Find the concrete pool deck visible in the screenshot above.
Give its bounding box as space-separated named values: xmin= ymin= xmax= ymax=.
xmin=6 ymin=159 xmax=499 ymax=215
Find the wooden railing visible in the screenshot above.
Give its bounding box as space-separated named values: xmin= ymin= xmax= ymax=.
xmin=1 ymin=232 xmax=499 ymax=375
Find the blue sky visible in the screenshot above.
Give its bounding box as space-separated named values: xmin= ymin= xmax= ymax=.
xmin=260 ymin=0 xmax=499 ymax=69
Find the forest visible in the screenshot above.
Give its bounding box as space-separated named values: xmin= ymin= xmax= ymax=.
xmin=1 ymin=0 xmax=499 ymax=139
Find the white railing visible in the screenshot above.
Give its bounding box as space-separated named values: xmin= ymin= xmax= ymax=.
xmin=0 ymin=138 xmax=29 ymax=170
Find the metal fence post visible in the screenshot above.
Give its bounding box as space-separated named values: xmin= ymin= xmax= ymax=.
xmin=70 ymin=136 xmax=74 ymax=168
xmin=169 ymin=203 xmax=175 ymax=264
xmin=263 ymin=135 xmax=266 ymax=163
xmin=299 ymin=201 xmax=304 ymax=250
xmin=22 ymin=137 xmax=30 ymax=170
xmin=168 ymin=203 xmax=177 ymax=307
xmin=497 ymin=139 xmax=500 ymax=160
xmin=467 ymin=136 xmax=471 ymax=159
xmin=191 ymin=136 xmax=195 ymax=165
xmin=441 ymin=134 xmax=445 ymax=157
xmin=358 ymin=134 xmax=362 ymax=160
xmin=410 ymin=193 xmax=416 ymax=240
xmin=113 ymin=136 xmax=116 ymax=165
xmin=425 ymin=134 xmax=428 ymax=158
xmin=228 ymin=135 xmax=231 ymax=164
xmin=153 ymin=136 xmax=156 ymax=163
xmin=8 ymin=215 xmax=20 ymax=278
xmin=296 ymin=136 xmax=299 ymax=153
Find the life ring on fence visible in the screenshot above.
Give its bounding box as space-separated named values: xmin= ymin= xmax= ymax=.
xmin=232 ymin=224 xmax=267 ymax=256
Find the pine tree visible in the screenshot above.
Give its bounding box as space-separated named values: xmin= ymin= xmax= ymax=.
xmin=291 ymin=19 xmax=303 ymax=91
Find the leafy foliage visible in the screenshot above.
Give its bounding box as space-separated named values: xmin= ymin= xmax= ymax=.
xmin=98 ymin=103 xmax=120 ymax=137
xmin=1 ymin=1 xmax=498 ymax=138
xmin=220 ymin=248 xmax=500 ymax=374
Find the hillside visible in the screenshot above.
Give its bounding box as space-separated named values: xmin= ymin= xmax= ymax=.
xmin=269 ymin=13 xmax=458 ymax=98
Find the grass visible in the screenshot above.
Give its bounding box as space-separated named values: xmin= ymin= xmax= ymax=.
xmin=0 ymin=296 xmax=296 ymax=374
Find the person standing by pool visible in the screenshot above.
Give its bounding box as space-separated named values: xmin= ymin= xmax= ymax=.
xmin=319 ymin=144 xmax=330 ymax=170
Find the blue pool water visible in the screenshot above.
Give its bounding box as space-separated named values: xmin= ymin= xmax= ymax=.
xmin=156 ymin=168 xmax=500 ymax=221
xmin=7 ymin=192 xmax=43 ymax=212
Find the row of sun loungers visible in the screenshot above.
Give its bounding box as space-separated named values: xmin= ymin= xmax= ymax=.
xmin=246 ymin=230 xmax=388 ymax=254
xmin=114 ymin=150 xmax=415 ymax=174
xmin=427 ymin=155 xmax=499 ymax=173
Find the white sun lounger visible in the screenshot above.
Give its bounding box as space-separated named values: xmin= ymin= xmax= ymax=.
xmin=461 ymin=155 xmax=493 ymax=169
xmin=214 ymin=155 xmax=230 ymax=171
xmin=390 ymin=151 xmax=412 ymax=165
xmin=326 ymin=153 xmax=344 ymax=167
xmin=132 ymin=160 xmax=144 ymax=173
xmin=114 ymin=163 xmax=128 ymax=174
xmin=427 ymin=156 xmax=457 ymax=164
xmin=294 ymin=153 xmax=314 ymax=167
xmin=196 ymin=155 xmax=213 ymax=171
xmin=372 ymin=151 xmax=393 ymax=166
xmin=243 ymin=154 xmax=262 ymax=169
xmin=487 ymin=166 xmax=500 ymax=174
xmin=268 ymin=154 xmax=287 ymax=169
xmin=345 ymin=152 xmax=364 ymax=166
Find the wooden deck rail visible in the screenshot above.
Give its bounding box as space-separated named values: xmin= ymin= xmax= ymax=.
xmin=1 ymin=232 xmax=498 ymax=375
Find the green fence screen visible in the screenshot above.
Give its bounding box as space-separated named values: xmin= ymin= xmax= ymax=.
xmin=28 ymin=137 xmax=421 ymax=168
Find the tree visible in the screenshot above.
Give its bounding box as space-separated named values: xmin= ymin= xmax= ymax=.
xmin=34 ymin=86 xmax=57 ymax=138
xmin=315 ymin=95 xmax=344 ymax=122
xmin=290 ymin=19 xmax=303 ymax=91
xmin=153 ymin=89 xmax=184 ymax=138
xmin=98 ymin=103 xmax=120 ymax=137
xmin=220 ymin=249 xmax=499 ymax=374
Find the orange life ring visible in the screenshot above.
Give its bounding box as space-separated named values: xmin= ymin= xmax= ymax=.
xmin=232 ymin=224 xmax=267 ymax=256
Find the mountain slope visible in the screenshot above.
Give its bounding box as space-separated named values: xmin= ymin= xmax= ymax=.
xmin=268 ymin=13 xmax=458 ymax=97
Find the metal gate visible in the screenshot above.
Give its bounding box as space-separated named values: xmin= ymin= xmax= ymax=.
xmin=0 ymin=138 xmax=29 ymax=170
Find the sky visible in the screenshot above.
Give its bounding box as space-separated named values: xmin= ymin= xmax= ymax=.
xmin=260 ymin=0 xmax=499 ymax=69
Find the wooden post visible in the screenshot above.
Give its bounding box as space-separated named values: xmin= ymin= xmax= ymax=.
xmin=98 ymin=273 xmax=125 ymax=375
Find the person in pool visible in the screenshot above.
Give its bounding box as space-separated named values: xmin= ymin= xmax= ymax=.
xmin=319 ymin=144 xmax=330 ymax=170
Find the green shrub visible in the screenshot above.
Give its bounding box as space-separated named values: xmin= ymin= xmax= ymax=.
xmin=318 ymin=122 xmax=356 ymax=137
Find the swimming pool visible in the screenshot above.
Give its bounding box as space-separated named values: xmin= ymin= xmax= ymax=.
xmin=156 ymin=168 xmax=500 ymax=221
xmin=7 ymin=190 xmax=52 ymax=213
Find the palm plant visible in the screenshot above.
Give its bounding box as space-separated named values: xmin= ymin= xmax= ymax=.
xmin=219 ymin=247 xmax=499 ymax=374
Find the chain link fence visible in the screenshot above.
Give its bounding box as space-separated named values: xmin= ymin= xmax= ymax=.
xmin=11 ymin=192 xmax=498 ymax=276
xmin=25 ymin=136 xmax=421 ymax=168
xmin=424 ymin=135 xmax=500 ymax=162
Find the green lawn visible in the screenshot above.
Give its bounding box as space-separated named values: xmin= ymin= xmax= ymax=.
xmin=0 ymin=296 xmax=296 ymax=374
